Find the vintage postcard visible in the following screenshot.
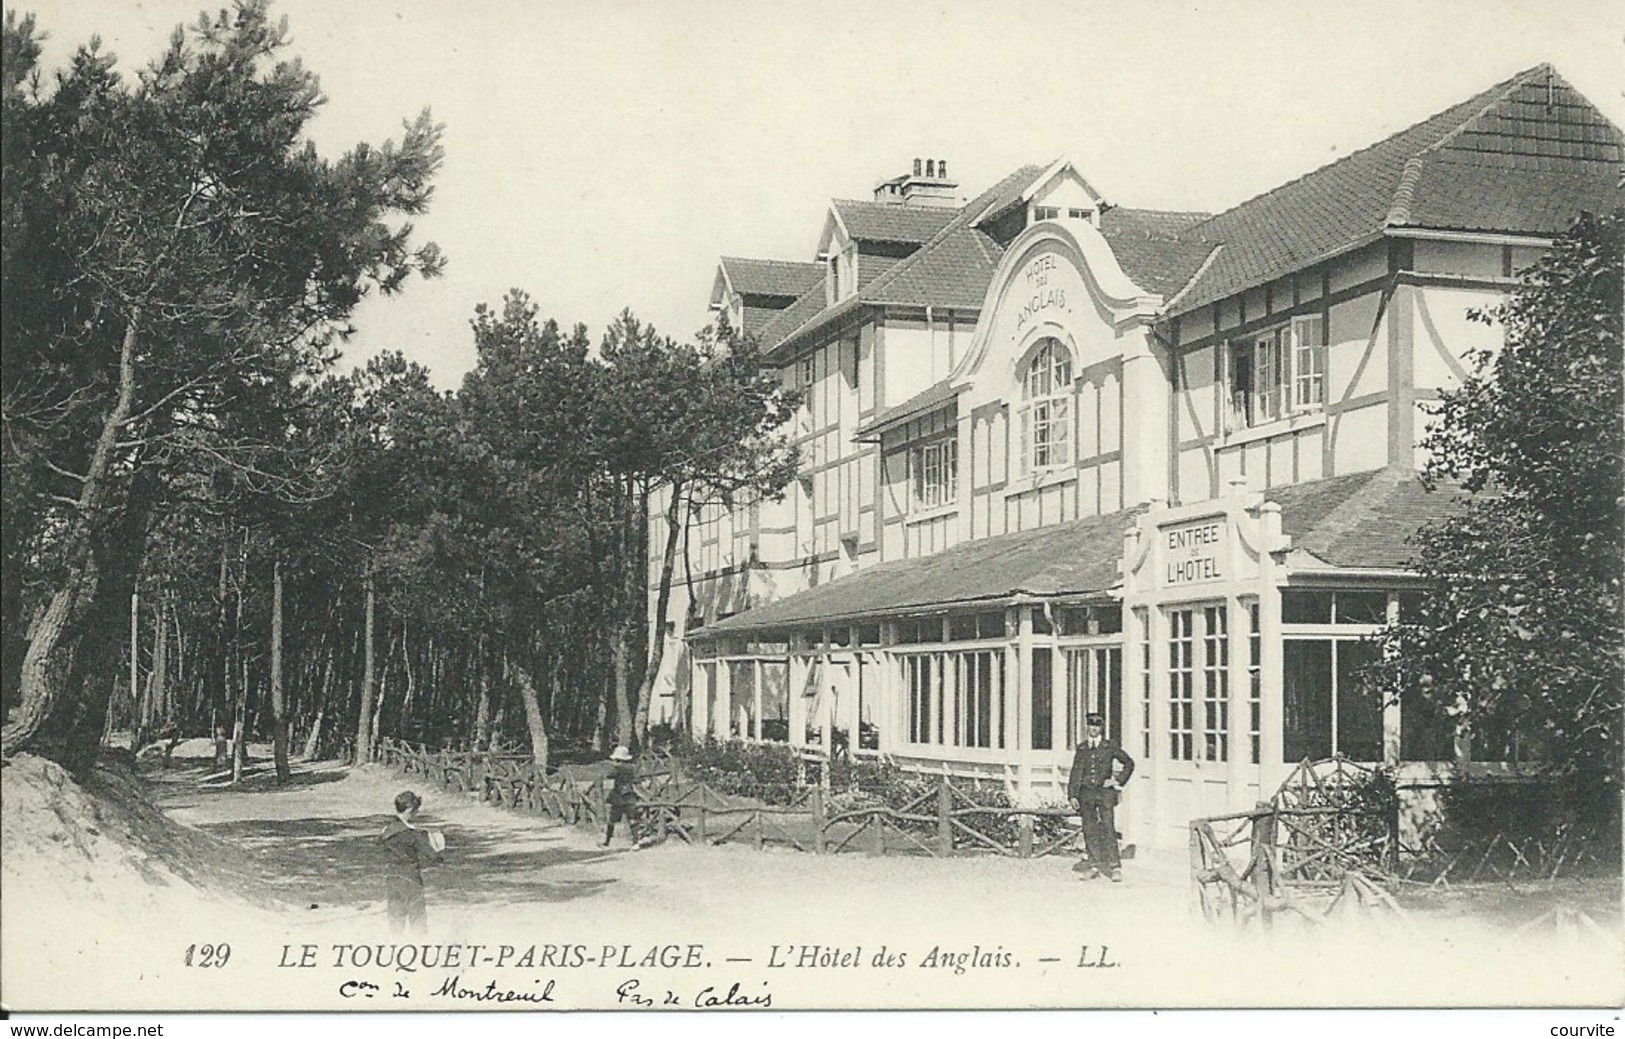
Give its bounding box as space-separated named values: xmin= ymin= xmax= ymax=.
xmin=2 ymin=0 xmax=1621 ymax=1018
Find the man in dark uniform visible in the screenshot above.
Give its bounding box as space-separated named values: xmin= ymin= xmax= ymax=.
xmin=380 ymin=790 xmax=444 ymax=933
xmin=1067 ymin=713 xmax=1135 ymax=882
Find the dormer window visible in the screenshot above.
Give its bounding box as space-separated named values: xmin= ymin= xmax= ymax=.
xmin=1068 ymin=208 xmax=1093 ymax=223
xmin=828 ymin=242 xmax=857 ymax=302
xmin=1033 ymin=205 xmax=1060 ymax=222
xmin=1017 ymin=337 xmax=1074 ymax=474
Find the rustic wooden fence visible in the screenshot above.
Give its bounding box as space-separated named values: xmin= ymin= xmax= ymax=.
xmin=1189 ymin=756 xmax=1405 ymax=928
xmin=374 ymin=737 xmax=1084 ymax=858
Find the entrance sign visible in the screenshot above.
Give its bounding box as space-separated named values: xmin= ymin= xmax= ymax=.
xmin=1163 ymin=518 xmax=1227 ymax=586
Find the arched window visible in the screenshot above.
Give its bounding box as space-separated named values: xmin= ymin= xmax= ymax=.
xmin=1018 ymin=337 xmax=1073 ymax=473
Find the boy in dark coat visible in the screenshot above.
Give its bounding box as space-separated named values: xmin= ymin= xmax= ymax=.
xmin=1067 ymin=713 xmax=1135 ymax=882
xmin=600 ymin=746 xmax=638 ymax=847
xmin=380 ymin=790 xmax=444 ymax=933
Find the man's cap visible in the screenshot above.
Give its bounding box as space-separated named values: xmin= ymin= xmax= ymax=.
xmin=394 ymin=790 xmax=422 ymax=813
xmin=610 ymin=746 xmax=633 ymax=761
xmin=1085 ymin=712 xmax=1105 ymax=726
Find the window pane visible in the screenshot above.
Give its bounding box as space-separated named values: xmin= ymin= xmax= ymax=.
xmin=1282 ymin=589 xmax=1334 ymax=624
xmin=1032 ymin=606 xmax=1053 ymax=635
xmin=1104 ymin=646 xmax=1123 ymax=747
xmin=729 ymin=661 xmax=756 ymax=738
xmin=1335 ymin=591 xmax=1389 ymax=625
xmin=977 ymin=612 xmax=1006 ymax=639
xmin=761 ymin=662 xmax=790 ymax=742
xmin=1096 ymin=605 xmax=1123 ymax=635
xmin=1283 ymin=640 xmax=1333 ymax=762
xmin=1031 ymin=648 xmax=1053 ymax=750
xmin=1334 ymin=640 xmax=1383 ymax=761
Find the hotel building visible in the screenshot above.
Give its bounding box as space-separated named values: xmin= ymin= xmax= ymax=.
xmin=649 ymin=66 xmax=1622 ymax=847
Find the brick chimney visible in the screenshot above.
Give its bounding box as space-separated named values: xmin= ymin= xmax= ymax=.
xmin=873 ymin=156 xmax=959 ymax=207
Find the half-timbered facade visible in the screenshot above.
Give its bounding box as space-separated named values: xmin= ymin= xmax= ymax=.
xmin=647 ymin=66 xmax=1623 ymax=847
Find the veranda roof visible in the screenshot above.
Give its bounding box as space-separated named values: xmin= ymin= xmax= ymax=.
xmin=697 ymin=506 xmax=1143 ymax=637
xmin=695 ymin=468 xmax=1466 ymax=638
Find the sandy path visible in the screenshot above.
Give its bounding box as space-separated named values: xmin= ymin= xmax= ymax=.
xmin=5 ymin=751 xmax=1621 ymax=1011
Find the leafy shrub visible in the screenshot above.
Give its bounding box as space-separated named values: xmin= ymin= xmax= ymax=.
xmin=674 ymin=737 xmax=805 ymax=805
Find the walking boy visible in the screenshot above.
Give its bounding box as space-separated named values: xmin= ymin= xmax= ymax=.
xmin=1067 ymin=713 xmax=1135 ymax=882
xmin=600 ymin=746 xmax=638 ymax=847
xmin=380 ymin=790 xmax=444 ymax=933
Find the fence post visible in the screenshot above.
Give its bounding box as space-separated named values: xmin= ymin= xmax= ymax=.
xmin=754 ymin=810 xmax=765 ymax=851
xmin=697 ymin=805 xmax=709 ymax=844
xmin=594 ymin=777 xmax=607 ymax=833
xmin=1019 ymin=814 xmax=1034 ymax=859
xmin=1251 ymin=806 xmax=1278 ymax=930
xmin=936 ymin=777 xmax=953 ymax=856
xmin=810 ymin=786 xmax=825 ymax=855
xmin=871 ymin=810 xmax=885 ymax=856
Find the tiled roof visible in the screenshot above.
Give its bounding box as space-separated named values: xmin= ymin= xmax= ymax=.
xmin=749 ymin=66 xmax=1620 ymax=357
xmin=1168 ymin=65 xmax=1625 ymax=314
xmin=851 ymin=165 xmax=1045 ymax=308
xmin=759 ymin=167 xmax=1045 ymax=355
xmin=1096 ymin=207 xmax=1217 ymax=299
xmin=832 ymin=200 xmax=958 ymax=244
xmin=740 ymin=305 xmax=781 ymax=337
xmin=700 ymin=469 xmax=1469 ymax=635
xmin=1272 ymin=467 xmax=1467 ymax=570
xmin=752 ymin=279 xmax=828 ymax=346
xmin=857 ymin=380 xmax=962 ymax=438
xmin=720 ymin=257 xmax=824 ymax=299
xmin=699 ymin=506 xmax=1143 ymax=635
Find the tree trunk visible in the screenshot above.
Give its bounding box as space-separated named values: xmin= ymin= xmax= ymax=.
xmin=354 ymin=570 xmax=376 ymax=764
xmin=2 ymin=315 xmax=141 ymax=762
xmin=230 ymin=538 xmax=248 ymax=785
xmin=271 ymin=559 xmax=290 ymax=784
xmin=129 ymin=589 xmax=145 ymax=752
xmin=474 ymin=646 xmax=492 ymax=750
xmin=633 ymin=483 xmax=685 ymax=745
xmin=610 ymin=624 xmax=632 ymax=751
xmin=510 ymin=657 xmax=550 ymax=773
xmin=302 ymin=637 xmax=334 ymax=760
xmin=151 ymin=593 xmax=169 ymax=727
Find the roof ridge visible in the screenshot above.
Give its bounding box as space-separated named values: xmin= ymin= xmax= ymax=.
xmin=1162 ymin=244 xmax=1225 ymax=311
xmin=1186 ymin=64 xmax=1550 ymax=237
xmin=1107 ymin=206 xmax=1215 ymax=219
xmin=1424 ymin=63 xmax=1559 ymax=157
xmin=723 ymin=255 xmax=822 ymax=265
xmin=1386 ymin=64 xmax=1565 ymax=227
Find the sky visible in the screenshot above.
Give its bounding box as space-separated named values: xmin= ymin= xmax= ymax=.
xmin=18 ymin=0 xmax=1625 ymax=389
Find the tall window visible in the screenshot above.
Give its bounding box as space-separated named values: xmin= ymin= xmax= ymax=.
xmin=905 ymin=655 xmax=938 ymax=745
xmin=1064 ymin=645 xmax=1122 ymax=749
xmin=1281 ymin=589 xmax=1385 ymax=763
xmin=1136 ymin=608 xmax=1152 ymax=759
xmin=1019 ymin=337 xmax=1073 ymax=473
xmin=1202 ymin=605 xmax=1229 ymax=763
xmin=1168 ymin=609 xmax=1195 ymax=761
xmin=903 ymin=649 xmax=1006 ymax=750
xmin=911 ymin=437 xmax=958 ymax=510
xmin=1227 ymin=315 xmax=1325 ymax=430
xmin=1169 ymin=605 xmax=1228 ymax=763
xmin=1246 ymin=600 xmax=1262 ymax=765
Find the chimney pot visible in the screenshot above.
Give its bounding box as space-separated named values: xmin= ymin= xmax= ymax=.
xmin=925 ymin=159 xmax=936 ymax=177
xmin=939 ymin=159 xmax=949 ymax=179
xmin=913 ymin=158 xmax=922 ymax=176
